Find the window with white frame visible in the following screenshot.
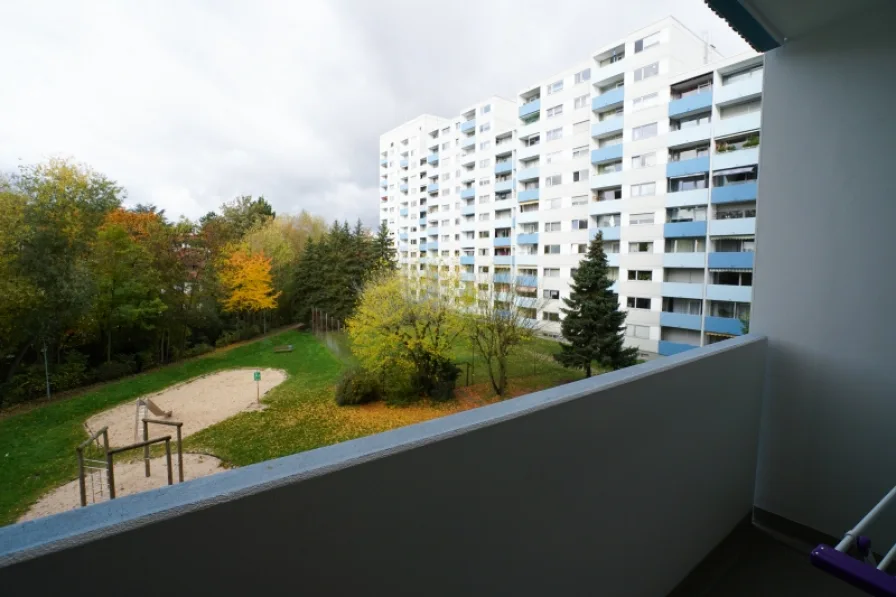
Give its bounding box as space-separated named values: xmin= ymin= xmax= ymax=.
xmin=545 ymin=174 xmax=562 ymax=186
xmin=441 ymin=219 xmax=450 ymax=227
xmin=479 ymin=177 xmax=491 ymax=186
xmin=572 ymin=195 xmax=588 ymax=206
xmin=479 ymin=158 xmax=491 ymax=168
xmin=542 ymin=311 xmax=561 ymax=322
xmin=574 ymin=68 xmax=591 ymax=84
xmin=634 ymin=32 xmax=660 ymax=53
xmin=479 ymin=213 xmax=490 ymax=221
xmin=573 ymin=120 xmax=589 ymax=134
xmin=629 ymin=241 xmax=653 ymax=253
xmin=479 ymin=122 xmax=491 ymax=133
xmin=634 ymin=62 xmax=659 ymax=81
xmin=572 ymin=243 xmax=587 ymax=254
xmin=547 ymin=104 xmax=564 ymax=118
xmin=547 ymin=197 xmax=562 ymax=209
xmin=627 ymin=270 xmax=653 ymax=281
xmin=480 ymin=140 xmax=492 ymax=150
xmin=442 ymin=142 xmax=450 ymax=150
xmin=545 ymin=221 xmax=561 ymax=232
xmin=544 ymin=244 xmax=561 ymax=254
xmin=632 ymin=152 xmax=656 ymax=169
xmin=626 ymin=324 xmax=650 ymax=339
xmin=630 ymin=212 xmax=655 ymax=225
xmin=545 ymin=150 xmax=562 ymax=164
xmin=478 ymin=248 xmax=489 ymax=256
xmin=632 ymin=122 xmax=658 ymax=140
xmin=544 ymin=268 xmax=560 ymax=277
xmin=574 ymin=94 xmax=589 ymax=109
xmin=478 ymin=194 xmax=490 ymax=204
xmin=546 ymin=127 xmax=563 ymax=141
xmin=572 ymin=146 xmax=589 ymax=159
xmin=626 ymin=297 xmax=651 ymax=309
xmin=630 ymin=182 xmax=656 ymax=197
xmin=441 ymin=189 xmax=449 ymax=196
xmin=543 ymin=289 xmax=560 ymax=299
xmin=481 ymin=104 xmax=492 ymax=114
xmin=547 ymin=80 xmax=564 ymax=95
xmin=572 ymin=169 xmax=589 ymax=182
xmin=571 ymin=219 xmax=588 ymax=230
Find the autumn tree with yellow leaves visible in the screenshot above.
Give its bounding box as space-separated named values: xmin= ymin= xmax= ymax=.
xmin=218 ymin=244 xmax=281 ymax=319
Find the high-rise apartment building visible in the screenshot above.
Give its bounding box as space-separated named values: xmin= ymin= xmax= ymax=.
xmin=379 ymin=17 xmax=763 ymax=358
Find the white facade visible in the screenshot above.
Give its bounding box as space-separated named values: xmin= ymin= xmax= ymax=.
xmin=379 ymin=17 xmax=763 ymax=357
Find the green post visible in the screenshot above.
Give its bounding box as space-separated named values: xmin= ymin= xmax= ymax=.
xmin=254 ymin=371 xmax=261 ymax=403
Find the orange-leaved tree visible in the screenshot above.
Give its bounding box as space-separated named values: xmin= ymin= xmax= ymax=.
xmin=217 ymin=244 xmax=281 ymax=316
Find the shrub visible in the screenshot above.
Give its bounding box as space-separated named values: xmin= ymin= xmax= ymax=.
xmin=94 ymin=355 xmax=136 ymax=382
xmin=136 ymin=349 xmax=157 ymax=372
xmin=183 ymin=343 xmax=214 ymax=359
xmin=54 ymin=351 xmax=91 ymax=391
xmin=335 ymin=368 xmax=383 ymax=406
xmin=215 ymin=330 xmax=239 ymax=347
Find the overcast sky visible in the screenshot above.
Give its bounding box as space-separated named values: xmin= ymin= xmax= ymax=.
xmin=0 ymin=0 xmax=747 ymax=226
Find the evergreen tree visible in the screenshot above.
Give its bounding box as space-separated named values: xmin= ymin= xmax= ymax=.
xmin=554 ymin=232 xmax=638 ymax=376
xmin=372 ymin=220 xmax=397 ymax=270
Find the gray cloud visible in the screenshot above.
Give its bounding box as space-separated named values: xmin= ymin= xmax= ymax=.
xmin=0 ymin=0 xmax=746 ymax=227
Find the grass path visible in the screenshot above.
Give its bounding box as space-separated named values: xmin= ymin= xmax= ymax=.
xmin=0 ymin=331 xmax=579 ymax=527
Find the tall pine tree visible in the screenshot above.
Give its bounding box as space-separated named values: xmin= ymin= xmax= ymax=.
xmin=555 ymin=232 xmax=638 ymax=376
xmin=372 ymin=220 xmax=397 ymax=271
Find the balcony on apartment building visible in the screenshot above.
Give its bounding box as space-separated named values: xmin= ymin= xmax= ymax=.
xmin=593 ymin=45 xmax=625 ymax=83
xmin=461 ymin=136 xmax=476 ymax=150
xmin=427 ymin=183 xmax=439 ymax=194
xmin=591 ymin=85 xmax=624 ymax=112
xmin=494 ymin=160 xmax=513 ymax=175
xmin=400 ymin=158 xmax=409 ymax=169
xmin=711 ymin=177 xmax=758 ymax=204
xmin=668 ymin=74 xmax=714 ymax=119
xmin=591 ymin=109 xmax=624 ymax=138
xmin=590 ymin=144 xmax=623 ymax=165
xmin=427 ymin=152 xmax=439 ymax=165
xmin=460 ymin=188 xmax=475 ymax=200
xmin=398 ymin=232 xmax=408 ymax=241
xmin=460 ymin=118 xmax=476 ymax=134
xmin=495 ymin=178 xmax=514 ymax=194
xmin=519 ymin=94 xmax=540 ymax=119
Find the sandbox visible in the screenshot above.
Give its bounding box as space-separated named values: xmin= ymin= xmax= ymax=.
xmin=85 ymin=368 xmax=288 ymax=447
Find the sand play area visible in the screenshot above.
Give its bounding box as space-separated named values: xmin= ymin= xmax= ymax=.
xmin=20 ymin=368 xmax=287 ymax=522
xmin=86 ymin=368 xmax=287 ymax=447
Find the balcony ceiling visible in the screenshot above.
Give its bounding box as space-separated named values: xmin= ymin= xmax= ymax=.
xmin=706 ymin=0 xmax=884 ymax=50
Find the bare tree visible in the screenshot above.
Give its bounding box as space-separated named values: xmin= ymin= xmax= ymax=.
xmin=466 ymin=274 xmax=542 ymax=396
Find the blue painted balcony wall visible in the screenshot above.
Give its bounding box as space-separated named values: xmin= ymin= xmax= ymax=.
xmin=519 ymin=189 xmax=540 ymax=202
xmin=591 ymin=87 xmax=624 ymax=111
xmin=461 ymin=205 xmax=476 ymax=216
xmin=399 ymin=208 xmax=409 ymax=216
xmin=660 ymin=312 xmax=702 ymax=331
xmin=591 ymin=116 xmax=623 ymax=138
xmin=399 ymin=184 xmax=408 ymax=192
xmin=711 ymin=182 xmax=758 ymax=204
xmin=427 ymin=153 xmax=439 ymax=164
xmin=666 ymin=156 xmax=710 ymax=178
xmin=460 ymin=188 xmax=475 ymax=200
xmin=659 ymin=341 xmax=699 ymax=356
xmin=704 ymin=316 xmax=744 ymax=336
xmin=708 ymin=252 xmax=754 ymax=269
xmin=460 ymin=255 xmax=475 ymax=266
xmin=427 ymin=183 xmax=439 ymax=194
xmin=591 ymin=145 xmax=623 ymax=165
xmin=495 ymin=179 xmax=514 ymax=193
xmin=519 ymin=98 xmax=541 ymax=118
xmin=517 ymin=233 xmax=539 ymax=244
xmin=668 ymin=91 xmax=713 ymax=118
xmin=460 ymin=119 xmax=476 ymax=133
xmin=460 ymin=272 xmax=475 ymax=282
xmin=493 ymin=237 xmax=512 ymax=247
xmin=517 ymin=275 xmax=538 ymax=287
xmin=495 ymin=161 xmax=513 ymax=175
xmin=518 ymin=167 xmax=540 ymax=182
xmin=664 ymin=221 xmax=707 ymax=238
xmin=399 ymin=159 xmax=408 ymax=168
xmin=399 ymin=232 xmax=408 ymax=240
xmin=494 ymin=255 xmax=514 ymax=266
xmin=589 ymin=226 xmax=620 ymax=241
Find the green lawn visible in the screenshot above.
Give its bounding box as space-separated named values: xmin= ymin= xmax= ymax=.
xmin=0 ymin=330 xmax=581 ymax=527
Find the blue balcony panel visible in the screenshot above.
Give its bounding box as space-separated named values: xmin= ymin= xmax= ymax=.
xmin=662 ymin=282 xmax=704 ymax=300
xmin=663 ymin=252 xmax=706 ymax=268
xmin=658 ymin=341 xmax=700 ymax=356
xmin=460 ymin=255 xmax=475 ymax=266
xmin=495 ymin=162 xmax=513 ymax=175
xmin=380 ymin=180 xmax=388 ymax=189
xmin=519 ymin=98 xmax=541 ymax=118
xmin=400 ymin=159 xmax=409 ymax=168
xmin=399 ymin=184 xmax=409 ymax=192
xmin=660 ymin=312 xmax=702 ymax=331
xmin=591 ymin=145 xmax=623 ymax=165
xmin=460 ymin=272 xmax=475 ymax=282
xmin=517 ymin=233 xmax=539 ymax=244
xmin=519 ymin=189 xmax=540 ymax=203
xmin=460 ymin=188 xmax=475 ymax=200
xmin=666 ymin=156 xmax=710 ymax=178
xmin=380 ymin=158 xmax=388 ymax=167
xmin=398 ymin=243 xmax=408 ymax=251
xmin=668 ymin=91 xmax=713 ymax=118
xmin=427 ymin=153 xmax=439 ymax=164
xmin=591 ymin=116 xmax=623 ymax=138
xmin=494 ymin=255 xmax=514 ymax=266
xmin=461 ymin=119 xmax=476 ymax=133
xmin=708 ymin=252 xmax=754 ymax=270
xmin=399 ymin=208 xmax=409 ymax=216
xmin=419 ymin=243 xmax=428 ymax=251
xmin=711 ymin=182 xmax=758 ymax=204
xmin=664 ymin=221 xmax=707 ymax=238
xmin=495 ymin=179 xmax=514 ymax=194
xmin=427 ymin=183 xmax=439 ymax=194
xmin=517 ymin=275 xmax=538 ymax=287
xmin=518 ymin=167 xmax=540 ymax=182
xmin=494 ymin=273 xmax=512 ymax=284
xmin=704 ymin=316 xmax=744 ymax=336
xmin=399 ymin=232 xmax=408 ymax=240
xmin=419 ymin=218 xmax=426 ymax=226
xmin=461 ymin=137 xmax=476 ymax=150
xmin=589 ymin=226 xmax=620 ymax=241
xmin=607 ymin=253 xmax=619 ymax=267
xmin=666 ymin=188 xmax=710 ymax=208
xmin=706 ymin=284 xmax=752 ymax=303
xmin=591 ymin=87 xmax=624 ymax=111
xmin=493 ymin=237 xmax=512 ymax=247
xmin=461 ymin=205 xmax=476 ymax=216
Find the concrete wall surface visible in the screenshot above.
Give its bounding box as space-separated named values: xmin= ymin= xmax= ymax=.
xmin=0 ymin=336 xmax=767 ymax=597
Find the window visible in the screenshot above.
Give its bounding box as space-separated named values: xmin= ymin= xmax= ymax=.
xmin=630 ymin=212 xmax=655 ymax=225
xmin=720 ymin=99 xmax=762 ymax=119
xmin=667 ymin=206 xmax=707 ymax=222
xmin=574 ymin=68 xmax=591 ymax=84
xmin=478 ymin=230 xmax=490 ymax=238
xmin=545 ymin=221 xmax=561 ymax=232
xmin=542 ymin=311 xmax=561 ymax=322
xmin=545 ymin=150 xmax=562 ymax=164
xmin=479 ymin=266 xmax=490 ymax=273
xmin=634 ymin=32 xmax=660 ymax=53
xmin=598 ymin=162 xmax=622 ymax=174
xmin=665 ymin=238 xmax=706 ymax=253
xmin=603 ymin=241 xmax=620 ymax=253
xmin=572 ymin=169 xmax=588 ymax=182
xmin=632 ymin=122 xmax=658 ymax=140
xmin=479 ymin=158 xmax=491 ymax=168
xmin=478 ymin=194 xmax=491 ymax=204
xmin=546 ymin=127 xmax=563 ymax=141
xmin=544 ymin=244 xmax=560 ymax=254
xmin=479 ymin=177 xmax=491 ymax=186
xmin=572 ymin=195 xmax=588 ymax=206
xmin=441 ymin=219 xmax=450 ymax=226
xmin=715 ymin=203 xmax=756 ymax=219
xmin=545 ymin=174 xmax=562 ymax=186
xmin=631 ymin=92 xmax=659 ymax=111
xmin=481 ymin=104 xmax=492 ymax=114
xmin=672 ymin=113 xmax=711 ymax=130
xmin=571 ymin=219 xmax=588 ymax=230
xmin=594 ymin=213 xmax=619 ymax=227
xmin=479 ymin=122 xmax=491 ymax=133
xmin=547 ymin=80 xmax=564 ymax=95
xmin=632 ymin=152 xmax=656 ymax=169
xmin=633 ymin=62 xmax=659 ymax=81
xmin=630 ymin=182 xmax=656 ymax=197
xmin=626 ymin=324 xmax=650 ymax=339
xmin=722 ymin=64 xmax=763 ymax=86
xmin=711 ymin=271 xmax=753 ymax=286
xmin=441 ymin=189 xmax=449 ymax=196
xmin=627 ymin=270 xmax=653 ymax=281
xmin=572 ymin=146 xmax=589 ymax=159
xmin=627 ymin=297 xmax=651 ymax=309
xmin=547 ymin=198 xmax=562 ymax=209
xmin=479 ymin=140 xmax=492 ymax=150
xmin=547 ymin=104 xmax=564 ymax=118
xmin=673 ymin=146 xmax=709 ymax=161
xmin=573 ymin=120 xmax=589 ymax=134
xmin=574 ymin=94 xmax=589 ymax=109
xmin=571 ymin=243 xmax=587 ymax=254
xmin=669 ymin=175 xmax=708 ymax=192
xmin=629 ymin=241 xmax=653 ymax=253
xmin=709 ymin=301 xmax=751 ymax=320
xmin=479 ymin=213 xmax=490 ymax=221
xmin=544 ymin=268 xmax=560 ymax=277
xmin=543 ymin=289 xmax=560 ymax=300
